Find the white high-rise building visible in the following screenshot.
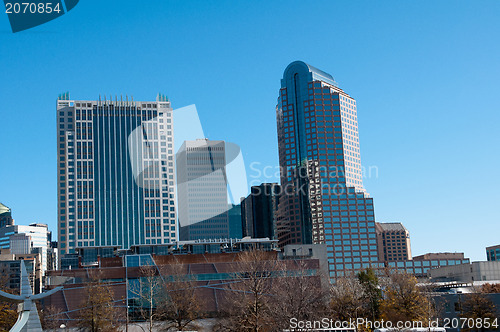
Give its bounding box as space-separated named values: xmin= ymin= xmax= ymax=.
xmin=177 ymin=139 xmax=230 ymax=240
xmin=0 ymin=223 xmax=49 ymax=274
xmin=57 ymin=93 xmax=177 ymax=256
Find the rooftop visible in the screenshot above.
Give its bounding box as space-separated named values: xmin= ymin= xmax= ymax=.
xmin=0 ymin=202 xmax=10 ymax=215
xmin=376 ymin=222 xmax=407 ymax=232
xmin=282 ymin=60 xmax=339 ymax=88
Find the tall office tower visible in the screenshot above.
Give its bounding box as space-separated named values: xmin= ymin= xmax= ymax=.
xmin=375 ymin=222 xmax=411 ymax=262
xmin=276 ymin=61 xmax=379 ymax=278
xmin=177 ymin=139 xmax=230 ymax=240
xmin=241 ymin=183 xmax=280 ymax=239
xmin=57 ymin=93 xmax=176 ymax=256
xmin=0 ymin=202 xmax=14 ymax=227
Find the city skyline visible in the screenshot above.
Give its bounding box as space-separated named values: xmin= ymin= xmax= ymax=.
xmin=1 ymin=1 xmax=499 ymax=261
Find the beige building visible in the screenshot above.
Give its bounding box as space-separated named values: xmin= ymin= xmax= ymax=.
xmin=375 ymin=222 xmax=411 ymax=262
xmin=430 ymin=261 xmax=500 ymax=282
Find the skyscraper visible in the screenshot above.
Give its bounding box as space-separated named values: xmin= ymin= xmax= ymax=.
xmin=241 ymin=183 xmax=280 ymax=239
xmin=177 ymin=139 xmax=230 ymax=240
xmin=57 ymin=93 xmax=176 ymax=256
xmin=276 ymin=61 xmax=379 ymax=278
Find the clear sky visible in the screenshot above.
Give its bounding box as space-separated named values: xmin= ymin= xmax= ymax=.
xmin=0 ymin=0 xmax=498 ymax=261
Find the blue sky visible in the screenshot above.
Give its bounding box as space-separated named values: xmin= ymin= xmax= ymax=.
xmin=0 ymin=0 xmax=498 ymax=260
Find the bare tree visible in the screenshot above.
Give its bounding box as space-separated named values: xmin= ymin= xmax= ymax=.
xmin=214 ymin=249 xmax=277 ymax=332
xmin=76 ymin=271 xmax=121 ymax=332
xmin=358 ymin=268 xmax=382 ymax=321
xmin=329 ymin=276 xmax=365 ymax=321
xmin=459 ymin=287 xmax=498 ymax=332
xmin=419 ymin=280 xmax=443 ymax=325
xmin=157 ymin=263 xmax=201 ymax=331
xmin=268 ymin=259 xmax=329 ymax=330
xmin=38 ymin=303 xmax=65 ymax=332
xmin=128 ymin=265 xmax=164 ymax=332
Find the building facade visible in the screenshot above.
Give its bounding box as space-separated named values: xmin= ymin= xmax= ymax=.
xmin=486 ymin=244 xmax=500 ymax=261
xmin=0 ymin=223 xmax=49 ymax=274
xmin=276 ymin=61 xmax=378 ymax=278
xmin=430 ymin=261 xmax=500 ymax=282
xmin=46 ymin=245 xmax=59 ymax=271
xmin=177 ymin=139 xmax=230 ymax=240
xmin=228 ymin=203 xmax=243 ymax=239
xmin=0 ymin=249 xmax=43 ymax=293
xmin=241 ymin=183 xmax=280 ymax=239
xmin=57 ymin=93 xmax=177 ymax=256
xmin=9 ymin=233 xmax=31 ymax=255
xmin=0 ymin=202 xmax=14 ymax=228
xmin=44 ymin=239 xmax=323 ymax=326
xmin=432 ymin=292 xmax=500 ymax=332
xmin=375 ymin=222 xmax=412 ymax=262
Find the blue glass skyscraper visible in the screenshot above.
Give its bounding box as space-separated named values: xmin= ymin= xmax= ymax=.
xmin=276 ymin=61 xmax=380 ymax=278
xmin=57 ymin=94 xmax=177 ymax=256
